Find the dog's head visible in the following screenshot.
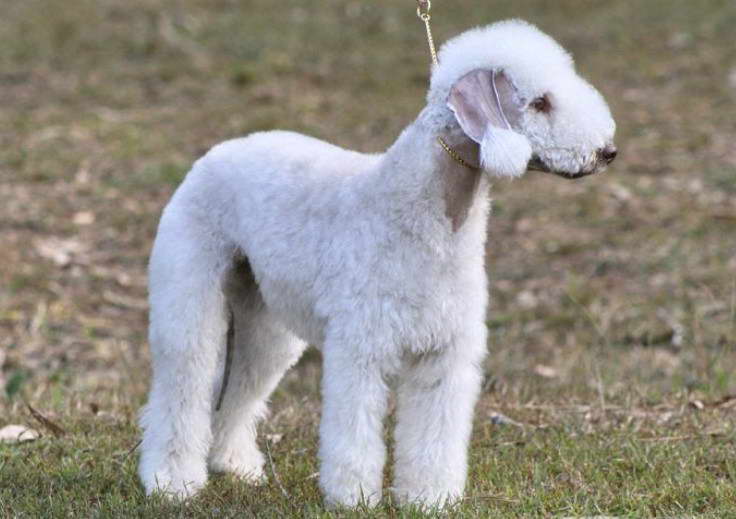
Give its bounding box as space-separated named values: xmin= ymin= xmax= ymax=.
xmin=428 ymin=19 xmax=617 ymax=179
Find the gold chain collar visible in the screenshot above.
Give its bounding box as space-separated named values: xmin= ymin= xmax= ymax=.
xmin=436 ymin=136 xmax=480 ymax=170
xmin=417 ymin=1 xmax=479 ymax=172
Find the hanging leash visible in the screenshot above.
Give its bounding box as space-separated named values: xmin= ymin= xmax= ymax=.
xmin=415 ymin=1 xmax=480 ymax=170
xmin=416 ymin=0 xmax=439 ymax=66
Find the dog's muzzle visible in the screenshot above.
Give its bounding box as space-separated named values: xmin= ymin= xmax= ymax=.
xmin=527 ymin=145 xmax=617 ymax=180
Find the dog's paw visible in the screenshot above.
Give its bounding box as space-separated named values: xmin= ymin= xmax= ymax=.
xmin=323 ymin=488 xmax=382 ymax=509
xmin=320 ymin=469 xmax=382 ymax=508
xmin=143 ymin=469 xmax=207 ymax=500
xmin=208 ymin=445 xmax=267 ymax=485
xmin=391 ymin=484 xmax=462 ymax=509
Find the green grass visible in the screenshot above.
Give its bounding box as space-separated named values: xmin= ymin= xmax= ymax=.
xmin=2 ymin=400 xmax=736 ymax=517
xmin=1 ymin=0 xmax=736 ymax=516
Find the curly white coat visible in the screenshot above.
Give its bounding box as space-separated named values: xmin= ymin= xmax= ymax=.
xmin=139 ymin=19 xmax=616 ymax=508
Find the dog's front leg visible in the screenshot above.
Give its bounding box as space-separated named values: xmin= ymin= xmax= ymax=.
xmin=391 ymin=333 xmax=485 ymax=507
xmin=318 ymin=340 xmax=389 ymax=508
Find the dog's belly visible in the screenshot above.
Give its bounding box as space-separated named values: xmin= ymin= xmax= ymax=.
xmin=251 ymin=261 xmax=485 ymax=358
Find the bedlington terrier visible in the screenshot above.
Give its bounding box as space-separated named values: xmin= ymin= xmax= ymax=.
xmin=139 ymin=19 xmax=616 ymax=507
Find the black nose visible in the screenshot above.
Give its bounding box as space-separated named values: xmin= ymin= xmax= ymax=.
xmin=598 ymin=146 xmax=618 ymax=164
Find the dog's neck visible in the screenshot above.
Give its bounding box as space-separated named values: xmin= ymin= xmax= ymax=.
xmin=377 ymin=106 xmax=486 ymax=234
xmin=434 ymin=125 xmax=483 ymax=231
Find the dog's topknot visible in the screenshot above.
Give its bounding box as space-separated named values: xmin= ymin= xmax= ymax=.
xmin=427 ymin=19 xmax=574 ymax=107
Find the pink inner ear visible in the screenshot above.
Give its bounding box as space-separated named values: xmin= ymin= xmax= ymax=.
xmin=447 ymin=70 xmax=522 ymax=144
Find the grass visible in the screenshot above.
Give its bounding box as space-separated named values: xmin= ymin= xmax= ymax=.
xmin=1 ymin=0 xmax=736 ymax=516
xmin=3 ymin=408 xmax=736 ymax=517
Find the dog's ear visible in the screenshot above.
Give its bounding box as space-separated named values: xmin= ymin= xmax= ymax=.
xmin=447 ymin=69 xmax=531 ymax=177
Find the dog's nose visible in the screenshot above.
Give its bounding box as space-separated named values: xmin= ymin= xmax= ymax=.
xmin=598 ymin=146 xmax=618 ymax=165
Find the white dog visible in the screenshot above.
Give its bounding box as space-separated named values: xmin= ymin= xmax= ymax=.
xmin=139 ymin=19 xmax=616 ymax=507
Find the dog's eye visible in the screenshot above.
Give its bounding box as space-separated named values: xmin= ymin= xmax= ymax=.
xmin=530 ymin=95 xmax=551 ymax=113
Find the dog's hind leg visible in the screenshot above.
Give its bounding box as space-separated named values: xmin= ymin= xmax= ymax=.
xmin=139 ymin=217 xmax=233 ymax=499
xmin=208 ymin=255 xmax=307 ymax=482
